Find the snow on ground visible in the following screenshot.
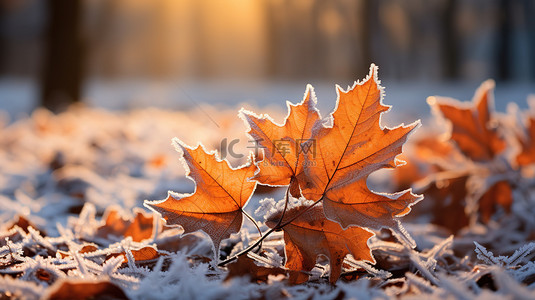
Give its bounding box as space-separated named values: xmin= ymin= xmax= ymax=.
xmin=2 ymin=78 xmax=534 ymax=122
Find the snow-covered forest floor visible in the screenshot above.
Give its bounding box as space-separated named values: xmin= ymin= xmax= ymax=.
xmin=1 ymin=81 xmax=535 ymax=299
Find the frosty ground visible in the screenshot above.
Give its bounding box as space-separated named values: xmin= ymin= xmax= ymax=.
xmin=1 ymin=80 xmax=535 ymax=299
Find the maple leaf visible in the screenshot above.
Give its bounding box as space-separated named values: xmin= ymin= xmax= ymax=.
xmin=96 ymin=207 xmax=155 ymax=242
xmin=240 ymin=86 xmax=320 ymax=197
xmin=428 ymin=80 xmax=513 ymax=223
xmin=295 ymin=65 xmax=421 ymax=245
xmin=422 ymin=174 xmax=471 ymax=233
xmin=225 ymin=255 xmax=286 ymax=283
xmin=57 ymin=244 xmax=99 ymax=259
xmin=427 ymin=79 xmax=506 ymax=162
xmin=478 ymin=180 xmax=513 ymax=223
xmin=44 ymin=279 xmax=128 ymax=300
xmin=265 ymin=201 xmax=374 ymax=284
xmin=145 ymin=139 xmax=257 ymax=259
xmin=108 ymin=246 xmax=165 ymax=265
xmin=392 ymin=135 xmax=472 ymax=233
xmin=393 ymin=81 xmax=520 ymax=232
xmin=515 ymin=114 xmax=535 ymax=166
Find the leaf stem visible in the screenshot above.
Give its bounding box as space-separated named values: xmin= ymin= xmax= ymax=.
xmin=218 ymin=227 xmax=277 ymax=266
xmin=241 ymin=210 xmax=263 ymax=253
xmin=218 ymin=190 xmax=324 ymax=267
xmin=275 ymin=178 xmax=292 ymax=228
xmin=242 ymin=210 xmax=262 ymax=238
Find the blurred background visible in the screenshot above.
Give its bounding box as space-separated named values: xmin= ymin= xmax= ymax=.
xmin=1 ymin=0 xmax=534 ymax=118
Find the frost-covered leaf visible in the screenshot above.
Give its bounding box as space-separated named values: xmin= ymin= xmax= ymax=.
xmin=225 ymin=255 xmax=286 ymax=283
xmin=44 ymin=279 xmax=129 ymax=300
xmin=240 ymin=86 xmax=320 ymax=197
xmin=428 ymin=80 xmax=506 ymax=161
xmin=145 ymin=141 xmax=257 ymax=260
xmin=96 ymin=207 xmax=155 ymax=242
xmin=266 ymin=201 xmax=374 ymax=284
xmin=296 ymin=65 xmax=421 ymax=246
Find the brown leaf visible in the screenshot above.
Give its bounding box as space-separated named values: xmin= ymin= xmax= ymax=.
xmin=418 ymin=81 xmax=513 ymax=228
xmin=516 ymin=118 xmax=535 ymax=166
xmin=418 ymin=170 xmax=512 ymax=232
xmin=57 ymin=244 xmax=99 ymax=259
xmin=44 ymin=279 xmax=128 ymax=300
xmin=96 ymin=207 xmax=154 ymax=242
xmin=145 ymin=141 xmax=257 ymax=258
xmin=393 ymin=154 xmax=424 ymax=191
xmin=266 ymin=203 xmax=374 ymax=284
xmin=428 ymin=80 xmax=505 ymax=161
xmin=80 ymin=244 xmax=99 ymax=254
xmin=425 ymin=175 xmax=471 ymax=233
xmin=108 ymin=246 xmax=164 ymax=264
xmin=8 ymin=215 xmax=45 ymax=236
xmin=148 ymin=154 xmax=168 ymax=169
xmin=479 ymin=180 xmax=513 ymax=223
xmin=241 ymin=87 xmax=320 ymax=197
xmin=296 ymin=65 xmax=421 ymax=245
xmin=392 ymin=135 xmax=471 ymax=233
xmin=155 ymin=231 xmax=207 ymax=254
xmin=225 ymin=255 xmax=286 ymax=283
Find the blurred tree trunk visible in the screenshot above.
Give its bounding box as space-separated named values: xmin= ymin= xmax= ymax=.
xmin=0 ymin=4 xmax=5 ymax=75
xmin=441 ymin=0 xmax=458 ymax=79
xmin=357 ymin=0 xmax=372 ymax=74
xmin=40 ymin=0 xmax=85 ymax=112
xmin=496 ymin=0 xmax=511 ymax=80
xmin=525 ymin=0 xmax=535 ymax=80
xmin=264 ymin=0 xmax=278 ymax=78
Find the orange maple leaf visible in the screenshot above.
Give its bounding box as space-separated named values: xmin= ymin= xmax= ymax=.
xmin=295 ymin=65 xmax=421 ymax=246
xmin=145 ymin=139 xmax=257 ymax=259
xmin=428 ymin=80 xmax=506 ymax=161
xmin=401 ymin=80 xmax=513 ymax=233
xmin=240 ymin=87 xmax=320 ymax=197
xmin=266 ymin=202 xmax=374 ymax=284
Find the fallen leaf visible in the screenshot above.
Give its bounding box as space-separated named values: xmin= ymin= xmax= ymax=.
xmin=108 ymin=246 xmax=164 ymax=264
xmin=516 ymin=117 xmax=535 ymax=166
xmin=148 ymin=154 xmax=168 ymax=169
xmin=155 ymin=231 xmax=208 ymax=255
xmin=8 ymin=215 xmax=45 ymax=236
xmin=35 ymin=268 xmax=54 ymax=284
xmin=428 ymin=80 xmax=505 ymax=161
xmin=424 ymin=174 xmax=471 ymax=233
xmin=296 ymin=65 xmax=421 ymax=245
xmin=225 ymin=255 xmax=286 ymax=283
xmin=44 ymin=279 xmax=128 ymax=300
xmin=241 ymin=87 xmax=320 ymax=197
xmin=391 ymin=135 xmax=471 ymax=233
xmin=96 ymin=207 xmax=154 ymax=242
xmin=479 ymin=180 xmax=513 ymax=223
xmin=420 ymin=81 xmax=513 ymax=227
xmin=57 ymin=244 xmax=99 ymax=259
xmin=145 ymin=141 xmax=257 ymax=259
xmin=266 ymin=202 xmax=374 ymax=284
